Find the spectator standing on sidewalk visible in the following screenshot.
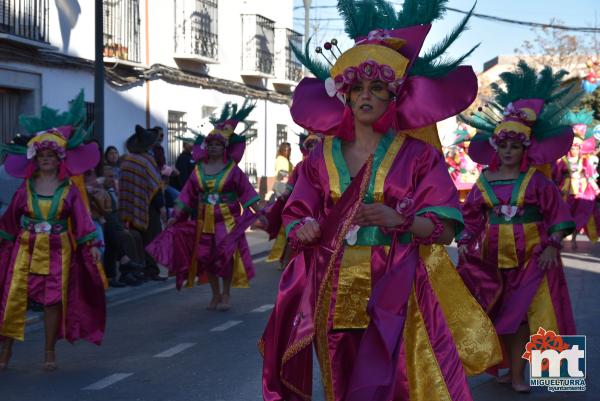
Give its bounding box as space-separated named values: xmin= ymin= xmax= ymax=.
xmin=171 ymin=141 xmax=195 ymax=191
xmin=119 ymin=125 xmax=167 ymax=281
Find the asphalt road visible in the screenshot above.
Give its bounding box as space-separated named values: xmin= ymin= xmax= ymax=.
xmin=1 ymin=235 xmax=598 ymax=401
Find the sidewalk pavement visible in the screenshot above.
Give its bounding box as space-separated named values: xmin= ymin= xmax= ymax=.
xmin=25 ymin=229 xmax=273 ymax=326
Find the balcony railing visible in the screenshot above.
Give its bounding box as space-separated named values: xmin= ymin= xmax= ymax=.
xmin=103 ymin=0 xmax=141 ymax=63
xmin=274 ymin=28 xmax=303 ymax=85
xmin=175 ymin=0 xmax=218 ymax=62
xmin=241 ymin=14 xmax=275 ymax=77
xmin=0 ymin=0 xmax=49 ymax=43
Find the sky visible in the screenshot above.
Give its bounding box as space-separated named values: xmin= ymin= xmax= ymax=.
xmin=292 ymin=0 xmax=600 ymax=72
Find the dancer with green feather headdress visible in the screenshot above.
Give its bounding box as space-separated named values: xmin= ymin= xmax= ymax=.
xmin=260 ymin=1 xmax=503 ymax=400
xmin=146 ymin=99 xmax=263 ymax=311
xmin=0 ymin=90 xmax=106 ymax=371
xmin=553 ymin=109 xmax=600 ymax=245
xmin=457 ymin=60 xmax=580 ymax=393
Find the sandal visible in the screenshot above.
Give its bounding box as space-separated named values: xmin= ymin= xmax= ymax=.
xmin=43 ymin=350 xmax=58 ymax=371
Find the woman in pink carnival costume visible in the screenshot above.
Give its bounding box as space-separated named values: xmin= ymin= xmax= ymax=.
xmin=147 ymin=100 xmax=262 ymax=311
xmin=0 ymin=91 xmax=105 ymax=371
xmin=457 ymin=61 xmax=580 ymax=393
xmin=260 ymin=1 xmax=502 ymax=400
xmin=266 ymin=133 xmax=323 ymax=268
xmin=553 ymin=110 xmax=600 ymax=246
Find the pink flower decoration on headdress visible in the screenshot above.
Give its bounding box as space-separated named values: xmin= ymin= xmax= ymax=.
xmin=343 ymin=67 xmax=358 ymax=84
xmin=358 ymin=60 xmax=380 ymax=80
xmin=378 ymin=64 xmax=396 ymax=83
xmin=367 ymin=29 xmax=392 ymax=41
xmin=503 ymin=102 xmax=532 ymax=123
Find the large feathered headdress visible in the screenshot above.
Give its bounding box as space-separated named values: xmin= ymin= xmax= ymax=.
xmin=460 ymin=60 xmax=584 ymax=166
xmin=290 ymin=0 xmax=479 ymax=140
xmin=191 ymin=99 xmax=257 ymax=163
xmin=0 ymin=90 xmax=99 ymax=179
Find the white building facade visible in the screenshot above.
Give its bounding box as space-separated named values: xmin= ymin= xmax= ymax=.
xmin=0 ymin=0 xmax=304 ymax=192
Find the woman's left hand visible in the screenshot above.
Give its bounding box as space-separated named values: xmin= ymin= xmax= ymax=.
xmin=353 ymin=203 xmax=404 ymax=227
xmin=538 ymin=246 xmax=559 ymax=270
xmin=90 ymin=246 xmax=102 ymax=264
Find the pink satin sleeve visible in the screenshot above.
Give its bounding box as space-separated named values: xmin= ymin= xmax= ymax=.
xmin=173 ymin=167 xmax=201 ymax=221
xmin=282 ymin=150 xmax=324 ymax=241
xmin=68 ymin=185 xmax=98 ymax=243
xmin=532 ymin=173 xmax=574 ymax=233
xmin=411 ymin=145 xmax=461 ymax=211
xmin=232 ymin=166 xmax=259 ymax=208
xmin=0 ymin=184 xmax=26 ymax=240
xmin=460 ymin=185 xmax=487 ymax=241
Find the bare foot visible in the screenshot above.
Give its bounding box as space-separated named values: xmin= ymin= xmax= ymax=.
xmin=43 ymin=350 xmax=58 ymax=371
xmin=0 ymin=348 xmax=12 ymax=371
xmin=206 ymin=295 xmax=222 ymax=311
xmin=496 ymin=372 xmax=512 ymax=384
xmin=217 ymin=294 xmax=231 ymax=311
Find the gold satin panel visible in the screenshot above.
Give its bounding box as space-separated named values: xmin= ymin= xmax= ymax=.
xmin=333 ymin=246 xmax=372 ymax=330
xmin=517 ymin=168 xmax=536 ymax=205
xmin=523 ymin=223 xmax=541 ymax=263
xmin=315 ymin=275 xmax=335 ymax=401
xmin=401 ymin=125 xmax=442 ymax=152
xmin=231 ymin=250 xmax=249 ymax=288
xmin=404 ymin=287 xmax=452 ymax=401
xmin=30 ymin=198 xmax=52 ymax=275
xmin=220 ymin=203 xmax=235 ymax=232
xmin=373 ymin=134 xmax=405 ymax=201
xmin=60 ymin=232 xmax=72 ymax=334
xmin=1 ymin=232 xmax=32 ymax=340
xmin=586 ymin=216 xmax=598 ymax=243
xmin=420 ymin=245 xmax=502 ymax=375
xmin=527 ymin=275 xmax=559 ymax=335
xmin=202 ymin=204 xmax=216 ymax=234
xmin=497 ymin=224 xmax=518 ymax=268
xmin=187 ymin=202 xmax=205 ymax=287
xmin=324 ymin=137 xmax=341 ymax=201
xmin=266 ymin=228 xmax=287 ymax=262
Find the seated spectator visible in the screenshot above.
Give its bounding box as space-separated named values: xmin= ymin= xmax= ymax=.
xmin=102 ymin=165 xmax=147 ymax=287
xmin=104 ymin=146 xmax=122 ymax=181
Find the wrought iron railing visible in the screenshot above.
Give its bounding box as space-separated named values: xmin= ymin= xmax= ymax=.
xmin=103 ymin=0 xmax=141 ymax=63
xmin=0 ymin=0 xmax=49 ymax=43
xmin=242 ymin=14 xmax=274 ymax=75
xmin=285 ymin=29 xmax=302 ymax=81
xmin=176 ymin=0 xmax=218 ymax=60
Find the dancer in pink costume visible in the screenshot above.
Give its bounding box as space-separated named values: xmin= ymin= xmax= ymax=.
xmin=457 ymin=61 xmax=580 ymax=393
xmin=147 ymin=100 xmax=262 ymax=311
xmin=553 ymin=110 xmax=600 ymax=246
xmin=260 ymin=2 xmax=502 ymax=400
xmin=0 ymin=92 xmax=105 ymax=371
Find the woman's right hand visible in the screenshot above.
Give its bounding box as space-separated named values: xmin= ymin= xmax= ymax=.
xmin=296 ymin=220 xmax=321 ymax=244
xmin=458 ymin=244 xmax=468 ymax=261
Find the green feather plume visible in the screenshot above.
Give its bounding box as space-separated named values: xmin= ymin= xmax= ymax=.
xmin=290 ymin=37 xmax=330 ymax=81
xmin=460 ymin=60 xmax=584 ymax=141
